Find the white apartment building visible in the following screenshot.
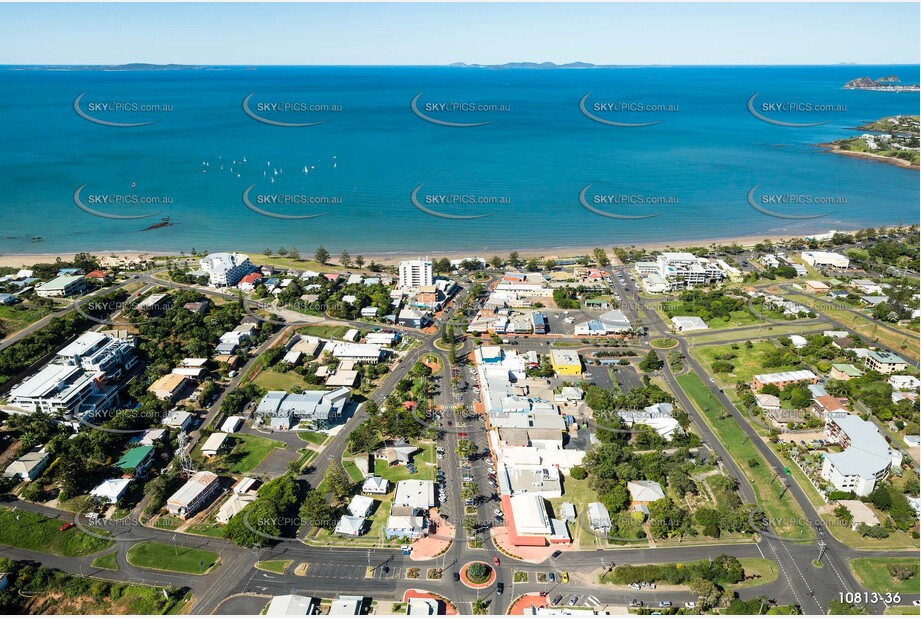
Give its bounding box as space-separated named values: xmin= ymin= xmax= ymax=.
xmin=199 ymin=252 xmax=254 ymax=287
xmin=821 ymin=415 xmax=898 ymax=496
xmin=399 ymin=258 xmax=433 ymax=289
xmin=655 ymin=253 xmax=725 ymax=290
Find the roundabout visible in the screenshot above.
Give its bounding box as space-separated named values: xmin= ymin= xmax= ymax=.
xmin=459 ymin=561 xmax=496 ymax=589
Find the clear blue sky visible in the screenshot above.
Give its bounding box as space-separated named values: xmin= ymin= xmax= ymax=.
xmin=0 ymin=2 xmax=918 ymax=65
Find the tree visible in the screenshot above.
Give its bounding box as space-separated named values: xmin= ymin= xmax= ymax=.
xmin=456 ymin=439 xmax=477 ymax=460
xmin=263 ymin=248 xmax=273 ymax=257
xmin=299 ymin=490 xmax=336 ymax=530
xmin=639 ymin=350 xmax=662 ymax=372
xmin=315 ymin=246 xmax=330 ymax=264
xmin=354 ymin=255 xmax=365 ymax=268
xmin=277 ymin=246 xmax=289 ymax=257
xmin=508 ymin=251 xmax=521 ymax=268
xmin=324 ymin=465 xmax=353 ymax=503
xmin=543 ymin=258 xmax=557 ymax=271
xmin=340 ymin=250 xmax=352 ymax=268
xmin=472 ymin=598 xmax=489 ymax=615
xmin=593 ymin=247 xmax=611 ymax=266
xmin=569 ymin=466 xmax=587 ymax=480
xmin=288 ymin=246 xmax=301 ymax=261
xmin=489 ymin=255 xmax=503 ymax=269
xmin=689 ymin=578 xmax=722 ymax=610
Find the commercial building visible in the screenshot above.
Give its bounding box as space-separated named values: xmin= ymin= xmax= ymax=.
xmin=255 ymin=388 xmax=351 ymax=430
xmin=801 ymin=251 xmax=850 ymax=269
xmin=821 ymin=415 xmax=898 ymax=496
xmin=549 ymin=350 xmax=582 ymax=376
xmin=502 ymin=493 xmax=570 ymax=546
xmin=751 ymin=370 xmax=818 ymax=391
xmin=166 ymin=471 xmax=221 ymax=518
xmin=201 ymin=432 xmax=230 ymax=457
xmin=399 ymin=258 xmax=433 ymax=290
xmin=266 ymin=595 xmax=317 ymax=616
xmin=148 ymin=373 xmax=189 ymax=402
xmin=330 ymin=343 xmax=384 ymax=364
xmin=199 ymin=253 xmax=254 ymax=287
xmin=671 ymin=316 xmax=709 ymax=332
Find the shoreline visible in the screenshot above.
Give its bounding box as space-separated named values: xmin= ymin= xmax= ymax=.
xmin=0 ymin=227 xmax=911 ymax=269
xmin=818 ymin=142 xmax=920 ymax=171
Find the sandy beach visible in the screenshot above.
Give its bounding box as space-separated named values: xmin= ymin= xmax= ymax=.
xmin=0 ymin=227 xmax=893 ymax=270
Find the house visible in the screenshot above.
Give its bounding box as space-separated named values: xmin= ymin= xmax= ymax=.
xmin=201 ymin=432 xmax=230 ymax=457
xmin=671 ymin=316 xmax=708 ymax=332
xmin=216 ymin=493 xmax=257 ymax=523
xmin=183 ymin=300 xmax=210 ymax=314
xmin=863 ymin=351 xmax=908 ymax=375
xmin=365 ymin=332 xmax=399 ymax=347
xmin=752 ymin=370 xmax=818 ymax=391
xmin=375 ymin=439 xmax=419 ymax=466
xmin=851 ymin=279 xmax=883 ymax=295
xmin=90 ymin=478 xmax=133 ymax=504
xmin=221 ymin=416 xmax=244 ymax=433
xmin=618 ymin=403 xmax=682 ymax=441
xmin=804 ymin=280 xmax=830 ymax=294
xmin=813 ymin=395 xmax=850 ymax=418
xmin=132 ymin=428 xmax=167 ymax=447
xmin=115 ymin=445 xmax=156 ymax=477
xmin=166 ymin=471 xmax=221 ymax=518
xmin=326 ymin=370 xmax=359 ymax=388
xmin=148 ymin=373 xmax=189 ymax=402
xmin=755 ymin=393 xmax=781 ymax=412
xmin=84 ymin=269 xmax=109 ymax=281
xmin=266 ymin=595 xmax=317 ymax=616
xmin=0 ymin=293 xmax=16 ymax=305
xmin=232 ymin=477 xmax=260 ymax=495
xmin=830 ymin=364 xmax=863 ymax=381
xmin=348 ymin=495 xmax=375 ymax=517
xmin=628 ymin=480 xmax=666 ymax=507
xmin=335 ymin=515 xmax=367 ymax=537
xmin=549 ymin=350 xmax=582 ymax=376
xmin=560 ymin=502 xmax=577 ymax=523
xmin=360 ymin=306 xmax=379 ymax=318
xmin=789 ymin=335 xmax=808 ymax=349
xmin=362 ymin=476 xmax=389 ymax=495
xmin=889 ymin=375 xmax=921 ymax=391
xmin=860 ymin=295 xmax=889 ymax=307
xmin=35 ymin=275 xmax=86 ymax=298
xmin=136 ymin=293 xmax=173 ymax=316
xmin=3 ymin=446 xmax=50 ymax=481
xmin=586 ymin=502 xmax=612 ymax=533
xmin=162 ymin=409 xmax=194 ymax=431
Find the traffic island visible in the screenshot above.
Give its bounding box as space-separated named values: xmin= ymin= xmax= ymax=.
xmin=460 ymin=561 xmax=496 ymax=589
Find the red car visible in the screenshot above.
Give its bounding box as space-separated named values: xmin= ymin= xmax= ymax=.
xmin=60 ymin=522 xmax=74 ymax=531
xmin=493 ymin=556 xmax=501 ymax=566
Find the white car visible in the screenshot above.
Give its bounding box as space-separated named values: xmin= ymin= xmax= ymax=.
xmin=684 ymin=602 xmax=696 ymax=609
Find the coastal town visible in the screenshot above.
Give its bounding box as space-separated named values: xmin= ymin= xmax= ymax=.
xmin=0 ymin=225 xmax=917 ymax=615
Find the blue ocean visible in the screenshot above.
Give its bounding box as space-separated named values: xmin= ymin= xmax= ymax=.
xmin=0 ymin=65 xmax=918 ymax=256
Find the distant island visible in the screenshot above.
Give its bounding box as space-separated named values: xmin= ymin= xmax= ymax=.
xmin=15 ymin=63 xmax=206 ymax=71
xmin=843 ymin=76 xmax=920 ymax=92
xmin=820 ymin=114 xmax=920 ymax=170
xmin=449 ymin=61 xmax=643 ymax=69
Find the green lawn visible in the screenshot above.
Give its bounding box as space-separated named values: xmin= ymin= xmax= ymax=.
xmin=91 ymin=552 xmax=119 ymax=571
xmin=298 ymin=431 xmax=329 ymax=445
xmin=227 ymin=433 xmax=286 ymax=474
xmin=252 ymin=370 xmax=307 ymax=392
xmin=297 ymin=324 xmax=351 ymax=340
xmin=185 ymin=520 xmax=226 ymax=538
xmin=696 ymin=340 xmax=795 ymax=386
xmin=0 ymin=303 xmax=52 ymax=334
xmin=729 ymin=558 xmax=779 ymax=589
xmin=0 ymin=507 xmax=113 ymax=557
xmin=374 ymin=443 xmax=436 ymax=483
xmin=126 ymin=541 xmax=220 ymax=574
xmin=851 ymin=558 xmax=921 ymax=594
xmin=343 ymin=460 xmax=365 ymax=483
xmin=676 ymin=373 xmax=811 ymax=540
xmin=885 ymin=606 xmax=921 ymax=615
xmin=255 ymin=559 xmax=292 ymax=574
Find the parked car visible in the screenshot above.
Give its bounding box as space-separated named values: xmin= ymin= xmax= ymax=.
xmin=569 ymin=596 xmax=579 ymax=606
xmin=628 ymin=583 xmax=641 ymax=590
xmin=561 ymin=572 xmax=569 ymax=584
xmin=658 ymin=601 xmax=672 ymax=608
xmin=59 ymin=522 xmax=74 ymax=531
xmin=684 ymin=602 xmax=696 ymax=609
xmin=548 ymin=572 xmax=555 ymax=583
xmin=552 ymin=595 xmax=563 ymax=606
